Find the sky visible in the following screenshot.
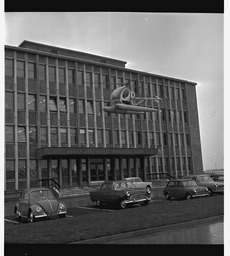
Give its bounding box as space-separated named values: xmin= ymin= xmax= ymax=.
xmin=3 ymin=12 xmax=224 ymax=171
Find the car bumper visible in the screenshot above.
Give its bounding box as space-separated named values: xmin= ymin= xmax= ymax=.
xmin=124 ymin=196 xmax=151 ymax=204
xmin=192 ymin=192 xmax=210 ymax=198
xmin=35 ymin=210 xmax=67 ymax=219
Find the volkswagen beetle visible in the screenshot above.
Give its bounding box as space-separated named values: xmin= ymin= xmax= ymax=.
xmin=14 ymin=187 xmax=67 ymax=223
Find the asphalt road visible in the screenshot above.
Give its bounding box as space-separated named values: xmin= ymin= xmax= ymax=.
xmin=103 ymin=219 xmax=224 ymax=244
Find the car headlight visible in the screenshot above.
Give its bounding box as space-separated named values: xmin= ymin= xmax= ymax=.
xmin=205 ymin=188 xmax=209 ymax=192
xmin=59 ymin=203 xmax=65 ymax=210
xmin=193 ymin=189 xmax=197 ymax=193
xmin=215 ymin=183 xmax=218 ymax=187
xmin=126 ymin=191 xmax=130 ymax=199
xmin=36 ymin=206 xmax=42 ymax=213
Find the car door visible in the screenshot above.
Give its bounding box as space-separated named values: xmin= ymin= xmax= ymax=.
xmin=134 ymin=178 xmax=144 ymax=189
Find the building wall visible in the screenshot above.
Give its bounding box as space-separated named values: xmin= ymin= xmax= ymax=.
xmin=4 ymin=42 xmax=203 ymax=192
xmin=186 ymin=84 xmax=203 ymax=174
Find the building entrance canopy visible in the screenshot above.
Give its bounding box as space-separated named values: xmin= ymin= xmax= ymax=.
xmin=37 ymin=147 xmax=159 ymax=159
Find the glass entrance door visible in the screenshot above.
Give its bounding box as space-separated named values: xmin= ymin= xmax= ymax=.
xmin=90 ymin=159 xmax=104 ymax=181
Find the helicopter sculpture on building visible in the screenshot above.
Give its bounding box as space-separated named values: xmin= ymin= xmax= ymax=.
xmin=103 ymin=84 xmax=161 ymax=114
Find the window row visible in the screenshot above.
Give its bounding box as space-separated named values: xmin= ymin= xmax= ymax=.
xmin=5 ymin=59 xmax=186 ymax=99
xmin=6 ymin=125 xmax=191 ymax=149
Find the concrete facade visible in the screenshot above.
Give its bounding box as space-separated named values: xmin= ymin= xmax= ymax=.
xmin=4 ymin=40 xmax=203 ymax=192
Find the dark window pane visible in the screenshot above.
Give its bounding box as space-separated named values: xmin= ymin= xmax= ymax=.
xmin=5 ymin=59 xmax=14 ymax=77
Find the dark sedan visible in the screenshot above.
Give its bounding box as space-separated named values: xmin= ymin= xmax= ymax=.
xmin=90 ymin=180 xmax=151 ymax=209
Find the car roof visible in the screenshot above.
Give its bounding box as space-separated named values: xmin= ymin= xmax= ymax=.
xmin=169 ymin=179 xmax=193 ymax=182
xmin=124 ymin=177 xmax=140 ymax=180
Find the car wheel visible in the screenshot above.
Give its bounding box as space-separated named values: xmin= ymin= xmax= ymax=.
xmin=96 ymin=201 xmax=103 ymax=207
xmin=15 ymin=208 xmax=21 ymax=222
xmin=28 ymin=210 xmax=36 ymax=223
xmin=140 ymin=200 xmax=149 ymax=206
xmin=165 ymin=193 xmax=171 ymax=200
xmin=207 ymin=188 xmax=213 ymax=196
xmin=146 ymin=186 xmax=151 ymax=194
xmin=185 ymin=193 xmax=192 ymax=200
xmin=120 ymin=200 xmax=127 ymax=209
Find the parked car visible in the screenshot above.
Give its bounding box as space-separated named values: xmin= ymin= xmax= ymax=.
xmin=209 ymin=173 xmax=224 ymax=182
xmin=14 ymin=187 xmax=67 ymax=223
xmin=123 ymin=177 xmax=152 ymax=191
xmin=163 ymin=179 xmax=210 ymax=200
xmin=183 ymin=174 xmax=224 ymax=195
xmin=90 ymin=180 xmax=151 ymax=209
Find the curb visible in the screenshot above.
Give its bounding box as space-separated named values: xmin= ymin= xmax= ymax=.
xmin=69 ymin=215 xmax=224 ymax=244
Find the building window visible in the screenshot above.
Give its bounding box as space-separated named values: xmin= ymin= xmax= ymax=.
xmin=180 ymin=134 xmax=184 ymax=146
xmin=121 ymin=131 xmax=126 ymax=145
xmin=181 ymin=88 xmax=186 ymax=100
xmin=28 ymin=95 xmax=36 ymax=110
xmin=18 ymin=127 xmax=26 ymax=142
xmin=30 ymin=160 xmax=37 ymax=183
xmin=51 ymin=127 xmax=58 ymax=145
xmin=29 ymin=127 xmax=37 ymax=143
xmin=106 ymin=130 xmax=112 ymax=145
xmin=86 ymin=72 xmax=92 ymax=87
xmin=59 ymin=67 xmax=65 ymax=83
xmin=156 ymin=132 xmax=161 ymax=146
xmin=175 ymin=88 xmax=180 ymax=100
xmin=136 ymin=131 xmax=141 ymax=145
xmin=70 ymin=128 xmax=78 ymax=145
xmin=79 ymin=99 xmax=85 ymax=114
xmin=174 ymin=133 xmax=179 ymax=146
xmin=68 ymin=69 xmax=75 ymax=84
xmin=146 ymin=82 xmax=151 ymax=96
xmin=39 ymin=96 xmax=47 ymax=112
xmin=160 ymin=109 xmax=166 ymax=121
xmin=96 ymin=101 xmax=102 ymax=116
xmin=49 ymin=97 xmax=57 ymax=111
xmin=40 ymin=127 xmax=47 ymax=145
xmin=111 ymin=76 xmax=116 ymax=91
xmin=49 ymin=66 xmax=56 ymax=82
xmin=69 ymin=99 xmax=76 ymax=113
xmin=129 ymin=131 xmax=134 ymax=146
xmin=17 ymin=93 xmax=25 ymax=110
xmin=6 ymin=160 xmax=15 ymax=181
xmin=102 ymin=75 xmax=109 ymax=89
xmin=5 ymin=126 xmax=14 ymax=143
xmin=17 ymin=61 xmax=25 ymax=78
xmin=184 ymin=111 xmax=188 ymax=123
xmin=94 ymin=73 xmax=100 ymax=88
xmin=143 ymin=132 xmax=148 ymax=146
xmin=149 ymin=132 xmax=154 ymax=147
xmin=97 ymin=129 xmax=103 ymax=144
xmin=170 ymin=87 xmax=174 ymax=99
xmin=28 ymin=63 xmax=36 ymax=79
xmin=39 ymin=64 xmax=46 ymax=80
xmin=88 ymin=129 xmax=95 ymax=145
xmin=114 ymin=130 xmax=119 ymax=145
xmin=163 ymin=133 xmax=168 ymax=145
xmin=61 ymin=128 xmax=67 ymax=145
xmin=5 ymin=92 xmax=14 ymax=109
xmin=167 ymin=109 xmax=171 ymax=122
xmin=5 ymin=59 xmax=14 ymax=77
xmin=186 ymin=134 xmax=190 ymax=146
xmin=59 ymin=98 xmax=67 ymax=112
xmin=164 ymin=86 xmax=169 ymax=98
xmin=18 ymin=160 xmax=27 ymax=180
xmin=80 ymin=129 xmax=86 ymax=144
xmin=87 ymin=101 xmax=94 ymax=115
xmin=77 ymin=71 xmax=84 ymax=86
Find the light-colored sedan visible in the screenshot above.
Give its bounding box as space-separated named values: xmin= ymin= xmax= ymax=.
xmin=123 ymin=177 xmax=152 ymax=192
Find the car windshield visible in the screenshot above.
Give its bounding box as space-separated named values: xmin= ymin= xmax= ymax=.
xmin=211 ymin=175 xmax=224 ymax=182
xmin=30 ymin=190 xmax=55 ymax=200
xmin=114 ymin=182 xmax=133 ymax=190
xmin=198 ymin=176 xmax=213 ymax=182
xmin=183 ymin=180 xmax=197 ymax=187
